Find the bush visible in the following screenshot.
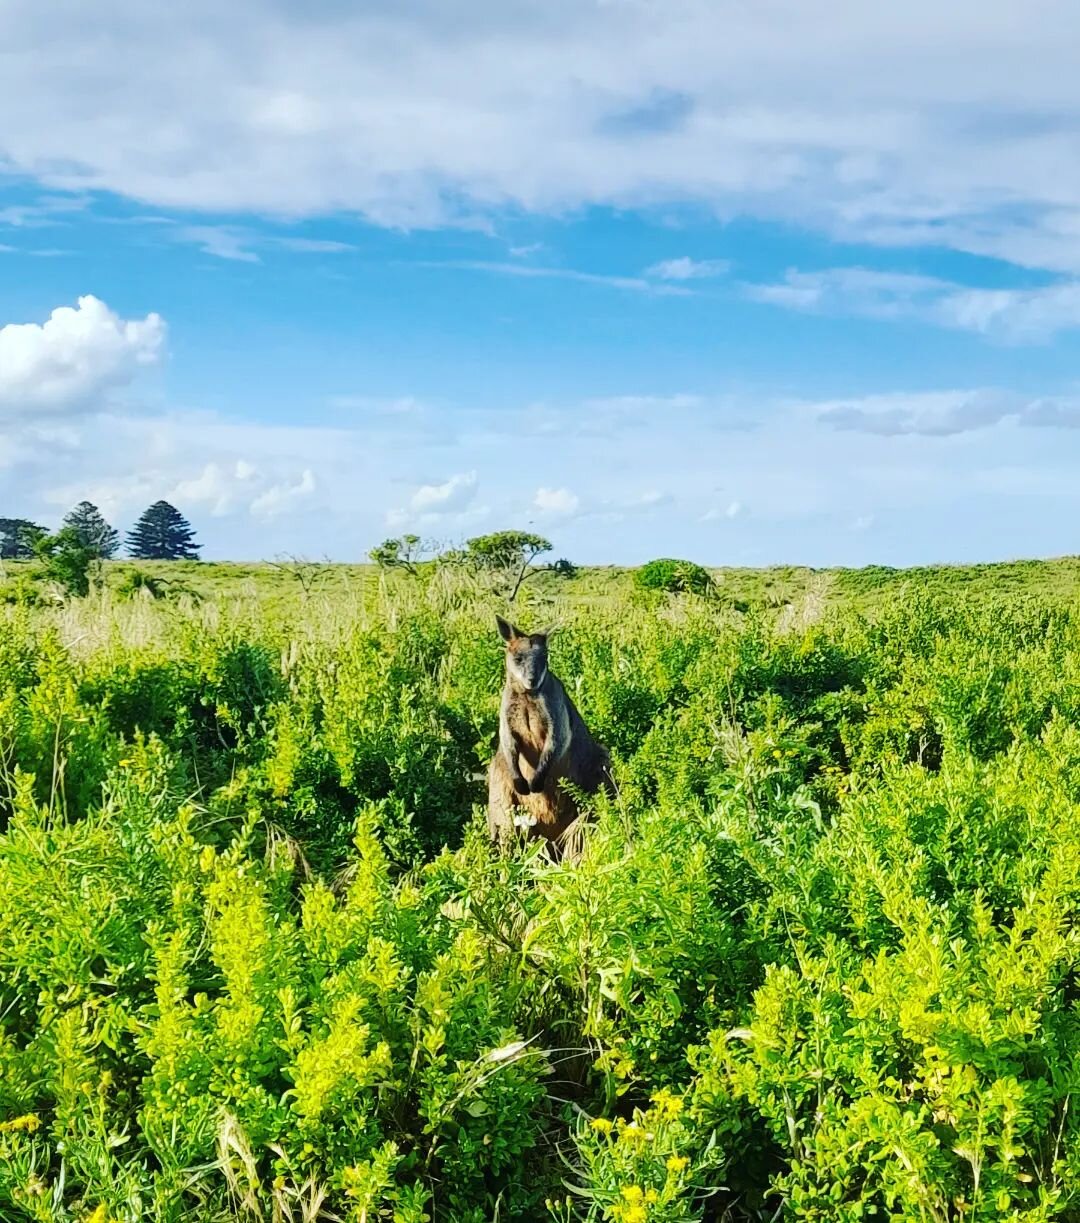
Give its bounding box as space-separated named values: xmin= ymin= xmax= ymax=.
xmin=635 ymin=558 xmax=714 ymax=597
xmin=5 ymin=564 xmax=1080 ymax=1219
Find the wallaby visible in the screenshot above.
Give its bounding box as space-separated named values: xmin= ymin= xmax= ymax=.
xmin=487 ymin=615 xmax=614 ymax=860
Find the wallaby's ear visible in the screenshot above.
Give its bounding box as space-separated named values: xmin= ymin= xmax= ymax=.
xmin=496 ymin=615 xmax=514 ymax=643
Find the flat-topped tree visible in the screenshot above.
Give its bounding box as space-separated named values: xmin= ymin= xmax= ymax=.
xmin=126 ymin=501 xmax=201 ymax=560
xmin=463 ymin=530 xmax=553 ymax=601
xmin=63 ymin=501 xmax=120 ymax=559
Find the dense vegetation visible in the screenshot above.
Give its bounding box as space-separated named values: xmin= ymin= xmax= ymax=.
xmin=4 ymin=558 xmax=1080 ymax=1220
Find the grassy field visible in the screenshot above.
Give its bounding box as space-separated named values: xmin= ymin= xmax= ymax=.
xmin=4 ymin=557 xmax=1080 ymax=1220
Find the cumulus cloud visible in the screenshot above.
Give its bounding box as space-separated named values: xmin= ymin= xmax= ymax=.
xmin=411 ymin=471 xmax=478 ymax=514
xmin=533 ymin=486 xmax=580 ymax=517
xmin=164 ymin=460 xmax=316 ymax=519
xmin=10 ymin=380 xmax=1080 ymax=565
xmin=0 ymin=295 xmax=165 ymax=417
xmin=11 ymin=2 xmax=1080 ymax=270
xmin=385 ymin=471 xmax=484 ymax=529
xmin=251 ymin=469 xmax=317 ymax=519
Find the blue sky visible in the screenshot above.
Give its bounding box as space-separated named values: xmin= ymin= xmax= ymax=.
xmin=4 ymin=1 xmax=1080 ymax=565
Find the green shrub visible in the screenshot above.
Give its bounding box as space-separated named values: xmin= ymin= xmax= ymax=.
xmin=635 ymin=559 xmax=714 ymax=597
xmin=5 ymin=563 xmax=1080 ymax=1219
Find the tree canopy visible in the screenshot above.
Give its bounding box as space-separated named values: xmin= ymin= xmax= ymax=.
xmin=0 ymin=518 xmax=45 ymax=560
xmin=126 ymin=502 xmax=201 ymax=561
xmin=462 ymin=531 xmax=553 ymax=601
xmin=63 ymin=501 xmax=120 ymax=559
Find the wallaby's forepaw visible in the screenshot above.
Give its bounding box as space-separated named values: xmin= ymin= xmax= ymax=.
xmin=529 ymin=773 xmax=547 ymax=794
xmin=512 ymin=775 xmax=530 ymax=796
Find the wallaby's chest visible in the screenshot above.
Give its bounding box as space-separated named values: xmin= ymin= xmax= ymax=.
xmin=506 ymin=690 xmax=549 ymax=750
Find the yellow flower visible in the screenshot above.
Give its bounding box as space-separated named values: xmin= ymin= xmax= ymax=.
xmin=590 ymin=1117 xmax=613 ymax=1134
xmin=0 ymin=1114 xmax=40 ymax=1133
xmin=84 ymin=1207 xmax=108 ymax=1223
xmin=650 ymin=1088 xmax=683 ymax=1119
xmin=621 ymin=1185 xmax=644 ymax=1203
xmin=666 ymin=1155 xmax=689 ymax=1175
xmin=645 ymin=1188 xmax=659 ymax=1203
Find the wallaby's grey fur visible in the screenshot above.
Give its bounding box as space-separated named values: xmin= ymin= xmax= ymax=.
xmin=487 ymin=615 xmax=614 ymax=860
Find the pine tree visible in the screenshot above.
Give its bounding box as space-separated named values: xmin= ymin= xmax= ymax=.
xmin=126 ymin=501 xmax=201 ymax=560
xmin=63 ymin=501 xmax=120 ymax=559
xmin=0 ymin=518 xmax=44 ymax=560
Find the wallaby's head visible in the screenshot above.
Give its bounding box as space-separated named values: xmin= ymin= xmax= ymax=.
xmin=496 ymin=615 xmax=550 ymax=692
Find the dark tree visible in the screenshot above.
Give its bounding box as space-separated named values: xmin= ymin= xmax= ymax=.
xmin=63 ymin=501 xmax=120 ymax=559
xmin=0 ymin=518 xmax=45 ymax=560
xmin=126 ymin=501 xmax=201 ymax=560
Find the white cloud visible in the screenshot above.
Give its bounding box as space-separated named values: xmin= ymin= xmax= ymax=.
xmin=700 ymin=500 xmax=743 ymax=521
xmin=167 ymin=462 xmax=245 ymax=516
xmin=818 ymin=390 xmax=1019 ymax=437
xmin=533 ymin=486 xmax=580 ymax=516
xmin=250 ymin=469 xmax=317 ymax=519
xmin=177 ymin=225 xmax=260 ymax=263
xmin=0 ymin=295 xmax=165 ymax=417
xmin=411 ymin=471 xmax=478 ymax=514
xmin=10 ymin=3 xmax=1080 ymax=271
xmin=814 ymin=389 xmax=1080 ymax=436
xmin=422 ymin=260 xmax=692 ymax=296
xmin=746 ymin=266 xmax=954 ymax=317
xmin=746 ymin=265 xmax=1080 ymax=342
xmin=13 ymin=381 xmax=1080 ymax=566
xmin=646 ymin=257 xmax=730 ymax=281
xmin=169 ymin=225 xmax=356 ymax=261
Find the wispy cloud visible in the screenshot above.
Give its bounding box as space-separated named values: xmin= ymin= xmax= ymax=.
xmin=646 ymin=257 xmax=730 ymax=281
xmin=0 ymin=195 xmax=89 ymax=229
xmin=418 ymin=260 xmax=693 ymax=296
xmin=747 ymin=266 xmax=1080 ymax=342
xmin=816 ymin=389 xmax=1080 ymax=436
xmin=168 ymin=224 xmax=356 ymax=262
xmin=177 ymin=225 xmax=260 ymax=262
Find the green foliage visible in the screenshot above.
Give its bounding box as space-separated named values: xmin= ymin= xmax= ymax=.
xmin=32 ymin=525 xmax=101 ymax=599
xmin=635 ymin=559 xmax=714 ymax=597
xmin=126 ymin=501 xmax=201 ymax=561
xmin=462 ymin=530 xmax=553 ymax=601
xmin=7 ymin=569 xmax=1080 ymax=1218
xmin=0 ymin=518 xmax=44 ymax=561
xmin=62 ymin=502 xmax=120 ymax=560
xmin=370 ymin=534 xmax=427 ymax=575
